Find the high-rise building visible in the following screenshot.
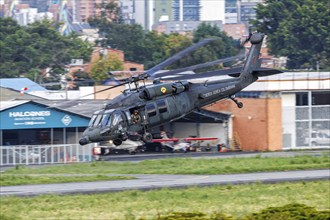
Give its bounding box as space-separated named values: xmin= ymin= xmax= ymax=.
xmin=128 ymin=0 xmax=154 ymax=30
xmin=153 ymin=0 xmax=172 ymax=24
xmin=225 ymin=0 xmax=264 ymax=24
xmin=200 ymin=0 xmax=225 ymax=22
xmin=237 ymin=0 xmax=263 ymax=24
xmin=225 ymin=0 xmax=238 ymax=23
xmin=120 ymin=0 xmax=172 ymax=31
xmin=19 ymin=0 xmax=49 ymax=12
xmin=119 ymin=0 xmax=134 ymax=25
xmin=173 ymin=0 xmax=200 ymax=21
xmin=65 ymin=0 xmax=116 ymax=22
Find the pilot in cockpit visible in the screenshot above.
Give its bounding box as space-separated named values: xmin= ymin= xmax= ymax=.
xmin=131 ymin=109 xmax=141 ymax=124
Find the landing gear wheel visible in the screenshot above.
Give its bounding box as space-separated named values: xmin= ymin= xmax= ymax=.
xmin=237 ymin=102 xmax=243 ymax=108
xmin=142 ymin=133 xmax=153 ymax=143
xmin=120 ymin=132 xmax=128 ymax=141
xmin=113 ymin=139 xmax=122 ymax=146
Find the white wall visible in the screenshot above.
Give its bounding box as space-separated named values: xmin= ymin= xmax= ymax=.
xmin=200 ymin=0 xmax=225 ymax=22
xmin=173 ymin=122 xmax=225 ymax=146
xmin=281 ymin=93 xmax=296 ymax=149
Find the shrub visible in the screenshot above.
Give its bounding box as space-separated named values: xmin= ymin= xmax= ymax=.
xmin=158 ymin=211 xmax=208 ymax=220
xmin=243 ymin=203 xmax=330 ymax=220
xmin=157 ymin=211 xmax=233 ymax=220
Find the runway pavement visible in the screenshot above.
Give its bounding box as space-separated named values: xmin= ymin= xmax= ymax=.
xmin=1 ymin=169 xmax=329 ymax=197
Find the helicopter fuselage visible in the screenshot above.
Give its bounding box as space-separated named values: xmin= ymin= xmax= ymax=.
xmin=79 ymin=32 xmax=276 ymax=146
xmin=79 ymin=75 xmax=256 ymax=146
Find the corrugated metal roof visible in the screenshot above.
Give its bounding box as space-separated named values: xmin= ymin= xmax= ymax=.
xmin=0 ymin=87 xmax=46 ymax=101
xmin=0 ymin=78 xmax=47 ymax=92
xmin=35 ymin=100 xmax=109 ymax=118
xmin=0 ymin=99 xmax=106 ymax=118
xmin=0 ymin=100 xmax=29 ymax=111
xmin=259 ymin=71 xmax=330 ymax=81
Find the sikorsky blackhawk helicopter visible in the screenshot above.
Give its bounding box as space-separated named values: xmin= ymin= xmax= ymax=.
xmin=79 ymin=33 xmax=283 ymax=146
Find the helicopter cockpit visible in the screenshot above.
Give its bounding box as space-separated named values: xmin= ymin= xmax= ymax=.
xmin=79 ymin=109 xmax=128 ymax=145
xmin=88 ymin=109 xmax=126 ymax=129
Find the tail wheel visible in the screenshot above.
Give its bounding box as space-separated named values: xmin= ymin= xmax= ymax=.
xmin=142 ymin=133 xmax=153 ymax=143
xmin=237 ymin=102 xmax=243 ymax=108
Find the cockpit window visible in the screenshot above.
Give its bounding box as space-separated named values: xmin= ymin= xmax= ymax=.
xmin=92 ymin=114 xmax=103 ymax=127
xmin=88 ymin=114 xmax=97 ymax=127
xmin=100 ymin=114 xmax=111 ymax=127
xmin=112 ymin=112 xmax=123 ymax=126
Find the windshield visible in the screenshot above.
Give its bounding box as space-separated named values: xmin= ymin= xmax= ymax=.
xmin=88 ymin=114 xmax=98 ymax=127
xmin=112 ymin=111 xmax=123 ymax=126
xmin=92 ymin=114 xmax=103 ymax=127
xmin=100 ymin=114 xmax=111 ymax=127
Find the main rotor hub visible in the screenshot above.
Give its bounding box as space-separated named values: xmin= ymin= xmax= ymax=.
xmin=250 ymin=33 xmax=264 ymax=44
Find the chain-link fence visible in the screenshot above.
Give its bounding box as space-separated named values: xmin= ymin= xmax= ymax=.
xmin=0 ymin=144 xmax=94 ymax=166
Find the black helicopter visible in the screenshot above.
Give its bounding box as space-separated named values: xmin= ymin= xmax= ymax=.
xmin=79 ymin=33 xmax=282 ymax=146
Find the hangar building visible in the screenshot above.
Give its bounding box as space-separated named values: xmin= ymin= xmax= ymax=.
xmin=205 ymin=72 xmax=330 ymax=151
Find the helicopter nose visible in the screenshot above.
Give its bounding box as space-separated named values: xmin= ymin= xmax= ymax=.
xmin=79 ymin=137 xmax=89 ymax=145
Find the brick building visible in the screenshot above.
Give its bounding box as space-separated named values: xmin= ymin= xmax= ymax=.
xmin=206 ymin=96 xmax=282 ymax=151
xmin=201 ymin=72 xmax=330 ymax=151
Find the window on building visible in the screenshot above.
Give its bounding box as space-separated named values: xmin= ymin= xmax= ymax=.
xmin=312 ymin=91 xmax=330 ymax=105
xmin=146 ymin=103 xmax=157 ymax=117
xmin=296 ymin=92 xmax=308 ymax=106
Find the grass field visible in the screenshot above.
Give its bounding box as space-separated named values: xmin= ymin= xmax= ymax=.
xmin=1 ymin=154 xmax=329 ymax=186
xmin=1 ymin=154 xmax=329 ymax=219
xmin=3 ymin=154 xmax=330 ymax=175
xmin=0 ymin=174 xmax=135 ymax=186
xmin=1 ymin=180 xmax=329 ymax=219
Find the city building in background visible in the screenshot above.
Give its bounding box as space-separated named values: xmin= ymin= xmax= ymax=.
xmin=173 ymin=0 xmax=200 ymax=21
xmin=19 ymin=0 xmax=49 ymax=12
xmin=237 ymin=0 xmax=263 ymax=24
xmin=119 ymin=0 xmax=135 ymax=25
xmin=223 ymin=23 xmax=248 ymax=39
xmin=153 ymin=0 xmax=172 ymax=24
xmin=225 ymin=0 xmax=264 ymax=24
xmin=133 ymin=0 xmax=153 ymax=30
xmin=225 ymin=0 xmax=238 ymax=23
xmin=200 ymin=0 xmax=225 ymax=22
xmin=154 ymin=20 xmax=223 ymax=35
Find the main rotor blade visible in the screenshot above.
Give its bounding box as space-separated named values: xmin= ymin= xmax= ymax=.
xmin=163 ymin=67 xmax=284 ymax=81
xmin=153 ymin=54 xmax=245 ymax=79
xmin=146 ymin=38 xmax=216 ymax=77
xmin=78 ymin=81 xmax=128 ymax=99
xmin=161 ymin=67 xmax=243 ymax=81
xmin=47 ymin=81 xmax=128 ymax=109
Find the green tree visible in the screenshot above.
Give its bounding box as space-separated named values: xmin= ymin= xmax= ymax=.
xmin=95 ymin=0 xmax=123 ymax=24
xmin=252 ymin=0 xmax=330 ymax=69
xmin=89 ymin=19 xmax=241 ymax=72
xmin=167 ymin=23 xmax=240 ymax=70
xmin=0 ymin=18 xmax=93 ymax=79
xmin=90 ymin=53 xmax=124 ymax=81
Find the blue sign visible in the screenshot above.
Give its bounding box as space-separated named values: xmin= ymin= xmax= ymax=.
xmin=0 ymin=102 xmax=89 ymax=130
